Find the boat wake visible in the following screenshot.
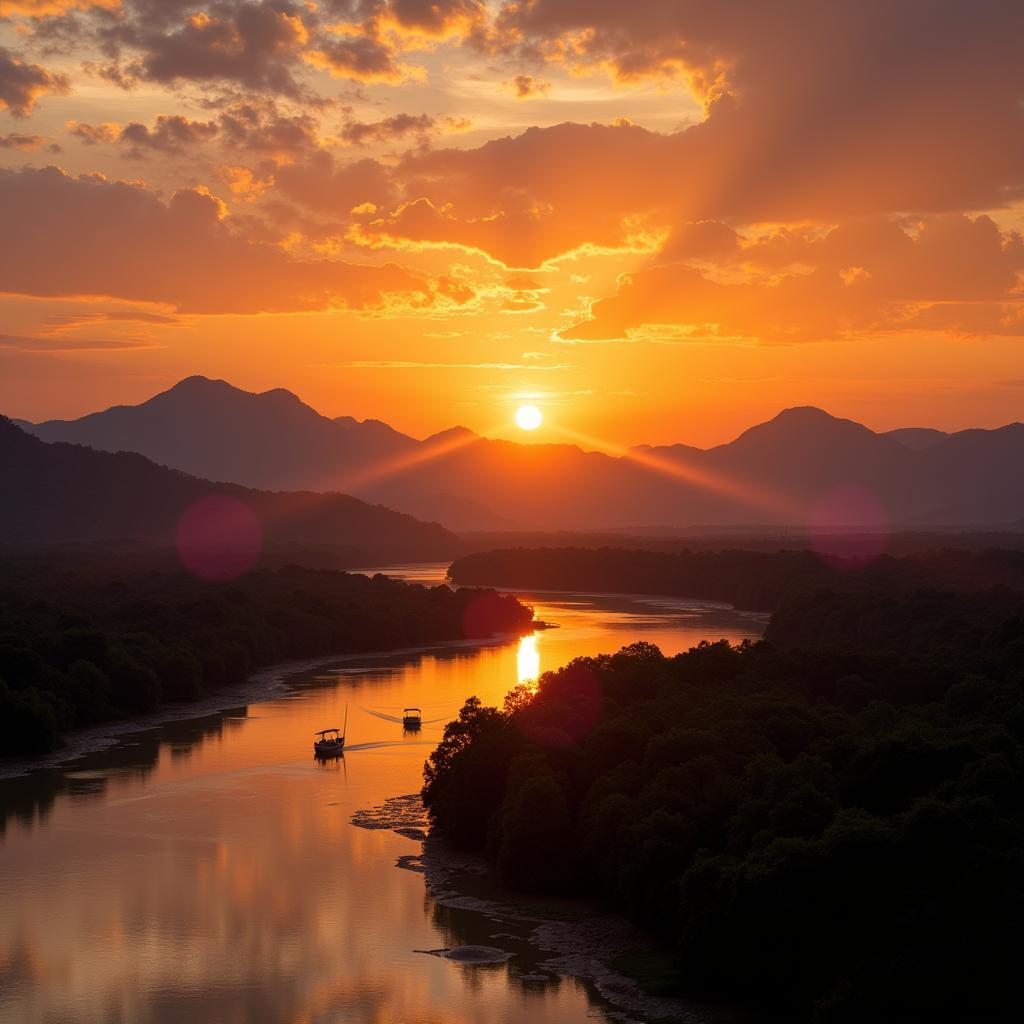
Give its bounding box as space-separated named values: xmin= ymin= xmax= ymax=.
xmin=362 ymin=708 xmax=450 ymax=726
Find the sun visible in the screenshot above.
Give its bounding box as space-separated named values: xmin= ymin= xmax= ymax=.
xmin=515 ymin=404 xmax=543 ymax=431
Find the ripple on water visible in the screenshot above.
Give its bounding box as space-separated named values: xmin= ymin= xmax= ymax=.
xmin=417 ymin=945 xmax=516 ymax=965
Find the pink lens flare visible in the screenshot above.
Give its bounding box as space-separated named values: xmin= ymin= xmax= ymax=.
xmin=808 ymin=483 xmax=889 ymax=568
xmin=176 ymin=495 xmax=262 ymax=581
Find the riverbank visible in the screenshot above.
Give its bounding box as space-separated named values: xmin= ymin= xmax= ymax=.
xmin=0 ymin=562 xmax=535 ymax=758
xmin=352 ymin=792 xmax=745 ymax=1024
xmin=0 ymin=631 xmax=528 ymax=781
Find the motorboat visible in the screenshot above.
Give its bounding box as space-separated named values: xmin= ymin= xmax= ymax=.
xmin=314 ymin=705 xmax=348 ymax=757
xmin=402 ymin=707 xmax=422 ymax=729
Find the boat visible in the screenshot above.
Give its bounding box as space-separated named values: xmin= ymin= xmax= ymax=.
xmin=402 ymin=707 xmax=422 ymax=729
xmin=314 ymin=705 xmax=348 ymax=757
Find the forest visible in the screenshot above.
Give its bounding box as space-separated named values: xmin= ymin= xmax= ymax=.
xmin=423 ymin=580 xmax=1024 ymax=1020
xmin=449 ymin=544 xmax=1024 ymax=611
xmin=0 ymin=556 xmax=532 ymax=757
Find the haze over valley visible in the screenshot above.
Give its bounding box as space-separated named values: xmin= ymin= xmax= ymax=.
xmin=17 ymin=375 xmax=1024 ymax=533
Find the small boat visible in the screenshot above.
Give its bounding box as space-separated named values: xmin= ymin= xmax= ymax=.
xmin=402 ymin=707 xmax=422 ymax=729
xmin=314 ymin=705 xmax=348 ymax=757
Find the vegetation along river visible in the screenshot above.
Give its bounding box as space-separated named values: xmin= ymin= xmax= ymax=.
xmin=0 ymin=563 xmax=766 ymax=1024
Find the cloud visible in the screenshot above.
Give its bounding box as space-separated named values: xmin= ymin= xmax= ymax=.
xmin=339 ymin=111 xmax=434 ymax=146
xmin=119 ymin=114 xmax=219 ymax=154
xmin=561 ymin=214 xmax=1024 ymax=344
xmin=307 ymin=33 xmax=415 ymax=84
xmin=41 ymin=310 xmax=181 ymax=331
xmin=272 ymin=149 xmax=395 ymax=218
xmin=0 ymin=1 xmax=117 ymax=14
xmin=321 ymin=0 xmax=486 ymax=41
xmin=66 ymin=120 xmax=120 ymax=144
xmin=0 ymin=165 xmax=474 ymax=315
xmin=66 ymin=102 xmax=318 ymax=160
xmin=336 ymin=110 xmax=472 ymax=147
xmin=21 ymin=1 xmax=486 ymax=101
xmin=8 ymin=0 xmax=1024 ymax=314
xmin=305 ymin=1 xmax=488 ymax=85
xmin=125 ymin=2 xmax=313 ymax=97
xmin=351 ymin=122 xmax=672 ymax=266
xmin=0 ymin=132 xmax=60 ymax=151
xmin=0 ymin=49 xmax=70 ymax=117
xmin=506 ymin=74 xmax=548 ymax=99
xmin=0 ymin=333 xmax=157 ymax=353
xmin=370 ymin=0 xmax=486 ymax=39
xmin=217 ymin=99 xmax=318 ymax=154
xmin=336 ymin=359 xmax=570 ymax=370
xmin=66 ymin=115 xmax=219 ymax=155
xmin=81 ymin=61 xmax=139 ymax=90
xmin=484 ymin=2 xmax=1024 ymax=220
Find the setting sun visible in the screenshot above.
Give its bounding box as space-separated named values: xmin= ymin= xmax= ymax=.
xmin=515 ymin=405 xmax=543 ymax=431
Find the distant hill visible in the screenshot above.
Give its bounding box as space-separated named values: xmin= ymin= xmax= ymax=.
xmin=884 ymin=427 xmax=949 ymax=450
xmin=26 ymin=375 xmax=420 ymax=493
xmin=20 ymin=378 xmax=1024 ymax=531
xmin=0 ymin=417 xmax=458 ymax=563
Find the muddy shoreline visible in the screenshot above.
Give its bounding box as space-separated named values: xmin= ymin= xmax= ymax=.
xmin=352 ymin=793 xmax=747 ymax=1024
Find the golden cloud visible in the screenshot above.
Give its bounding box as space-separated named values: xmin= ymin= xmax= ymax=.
xmin=562 ymin=214 xmax=1024 ymax=344
xmin=0 ymin=165 xmax=474 ymax=315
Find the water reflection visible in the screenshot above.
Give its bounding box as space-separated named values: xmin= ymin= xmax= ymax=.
xmin=0 ymin=709 xmax=248 ymax=839
xmin=0 ymin=577 xmax=765 ymax=1024
xmin=516 ymin=634 xmax=541 ymax=685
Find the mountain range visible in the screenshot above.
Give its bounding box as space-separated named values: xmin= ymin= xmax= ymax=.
xmin=16 ymin=376 xmax=1024 ymax=531
xmin=0 ymin=416 xmax=458 ymax=562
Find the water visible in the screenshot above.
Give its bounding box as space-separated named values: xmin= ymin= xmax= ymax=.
xmin=0 ymin=564 xmax=766 ymax=1024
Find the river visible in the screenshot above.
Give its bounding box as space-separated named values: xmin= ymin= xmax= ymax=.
xmin=0 ymin=564 xmax=767 ymax=1024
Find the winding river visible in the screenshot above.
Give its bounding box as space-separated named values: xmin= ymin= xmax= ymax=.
xmin=0 ymin=565 xmax=766 ymax=1024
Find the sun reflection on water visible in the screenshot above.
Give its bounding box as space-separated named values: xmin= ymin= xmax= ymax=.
xmin=516 ymin=634 xmax=540 ymax=687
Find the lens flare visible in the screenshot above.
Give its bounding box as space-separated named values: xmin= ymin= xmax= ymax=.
xmin=515 ymin=405 xmax=543 ymax=431
xmin=808 ymin=484 xmax=889 ymax=567
xmin=176 ymin=495 xmax=262 ymax=581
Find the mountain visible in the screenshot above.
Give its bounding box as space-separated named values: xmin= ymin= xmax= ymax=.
xmin=19 ymin=379 xmax=1024 ymax=531
xmin=0 ymin=417 xmax=458 ymax=562
xmin=27 ymin=375 xmax=420 ymax=493
xmin=884 ymin=427 xmax=949 ymax=451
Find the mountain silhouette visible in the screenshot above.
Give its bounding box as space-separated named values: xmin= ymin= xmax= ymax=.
xmin=0 ymin=417 xmax=457 ymax=561
xmin=884 ymin=427 xmax=949 ymax=451
xmin=19 ymin=378 xmax=1024 ymax=531
xmin=26 ymin=375 xmax=419 ymax=493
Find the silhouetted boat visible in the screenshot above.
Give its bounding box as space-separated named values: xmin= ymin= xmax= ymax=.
xmin=402 ymin=707 xmax=422 ymax=729
xmin=314 ymin=705 xmax=348 ymax=757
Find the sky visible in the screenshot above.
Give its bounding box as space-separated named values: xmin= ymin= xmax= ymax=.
xmin=2 ymin=0 xmax=1024 ymax=447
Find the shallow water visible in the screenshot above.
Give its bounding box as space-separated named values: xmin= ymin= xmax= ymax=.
xmin=0 ymin=564 xmax=766 ymax=1024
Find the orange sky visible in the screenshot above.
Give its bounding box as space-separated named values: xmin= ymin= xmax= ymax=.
xmin=2 ymin=1 xmax=1024 ymax=447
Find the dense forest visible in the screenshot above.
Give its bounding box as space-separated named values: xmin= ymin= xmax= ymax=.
xmin=423 ymin=582 xmax=1024 ymax=1020
xmin=460 ymin=528 xmax=1024 ymax=556
xmin=449 ymin=545 xmax=1024 ymax=611
xmin=0 ymin=557 xmax=532 ymax=757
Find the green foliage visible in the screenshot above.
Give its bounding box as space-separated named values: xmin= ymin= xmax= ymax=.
xmin=423 ymin=589 xmax=1024 ymax=1020
xmin=0 ymin=679 xmax=62 ymax=755
xmin=497 ymin=753 xmax=575 ymax=889
xmin=0 ymin=559 xmax=533 ymax=757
